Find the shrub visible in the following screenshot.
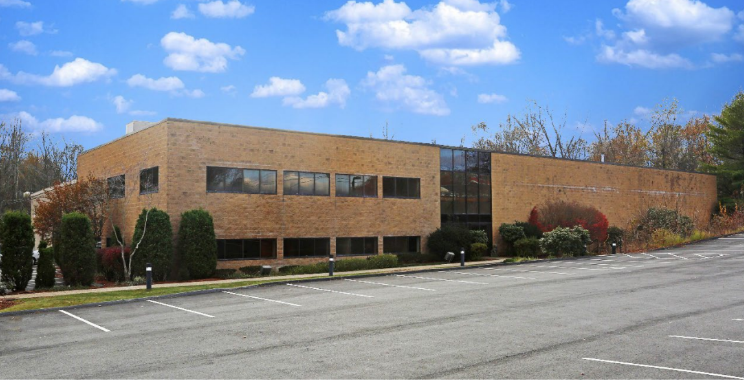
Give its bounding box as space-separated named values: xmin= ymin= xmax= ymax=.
xmin=214 ymin=269 xmax=236 ymax=278
xmin=0 ymin=211 xmax=34 ymax=292
xmin=396 ymin=252 xmax=443 ymax=264
xmin=637 ymin=208 xmax=694 ymax=237
xmin=513 ymin=237 xmax=541 ymax=257
xmin=539 ymin=226 xmax=591 ymax=257
xmin=606 ymin=226 xmax=624 ymax=249
xmin=34 ymin=247 xmax=56 ymax=289
xmin=38 ymin=240 xmax=48 ymax=250
xmin=690 ymin=230 xmax=711 ymax=242
xmin=96 ymin=247 xmax=131 ymax=282
xmin=515 ymin=221 xmax=543 ymax=239
xmin=498 ymin=224 xmax=525 ymax=244
xmin=58 ymin=212 xmax=97 ymax=286
xmin=131 ymin=208 xmax=173 ymax=281
xmin=335 ymin=257 xmax=370 ymax=272
xmin=239 ymin=265 xmax=264 ymax=276
xmin=277 ymin=265 xmax=299 ymax=274
xmin=531 ymin=201 xmax=609 ymax=242
xmin=470 ymin=230 xmax=489 ymax=245
xmin=367 ymin=254 xmax=398 ymax=269
xmin=470 ymin=243 xmax=488 ymax=260
xmin=177 ymin=209 xmax=217 ymax=280
xmin=426 ymin=225 xmax=474 ymax=257
xmin=651 ymin=229 xmax=685 ymax=247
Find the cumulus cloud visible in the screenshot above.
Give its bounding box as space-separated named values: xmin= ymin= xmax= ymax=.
xmin=198 ymin=1 xmax=254 ymax=18
xmin=325 ymin=0 xmax=520 ymax=66
xmin=0 ymin=0 xmax=31 ymax=7
xmin=7 ymin=111 xmax=102 ymax=133
xmin=161 ymin=32 xmax=245 ymax=73
xmin=283 ymin=79 xmax=351 ymax=109
xmin=710 ymin=52 xmax=743 ymax=63
xmin=0 ymin=58 xmax=117 ymax=87
xmin=9 ymin=40 xmax=37 ymax=55
xmin=171 ymin=4 xmax=195 ymax=19
xmin=498 ymin=0 xmax=511 ymax=13
xmin=0 ymin=89 xmax=21 ymax=102
xmin=477 ymin=93 xmax=507 ymax=104
xmin=220 ymin=84 xmax=236 ymax=94
xmin=250 ymin=77 xmax=305 ymax=98
xmin=735 ymin=25 xmax=744 ymax=43
xmin=362 ymin=64 xmax=449 ymax=116
xmin=126 ymin=74 xmax=203 ymax=98
xmin=16 ymin=21 xmax=56 ymax=36
xmin=112 ymin=95 xmax=133 ymax=113
xmin=595 ymin=0 xmax=737 ymax=69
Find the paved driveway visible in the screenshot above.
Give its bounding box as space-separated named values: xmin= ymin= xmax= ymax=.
xmin=1 ymin=235 xmax=743 ymax=378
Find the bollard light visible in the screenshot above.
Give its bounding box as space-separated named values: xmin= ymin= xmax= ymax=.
xmin=329 ymin=257 xmax=335 ymax=277
xmin=146 ymin=263 xmax=152 ymax=290
xmin=460 ymin=247 xmax=465 ymax=267
xmin=611 ymin=243 xmax=617 ymax=255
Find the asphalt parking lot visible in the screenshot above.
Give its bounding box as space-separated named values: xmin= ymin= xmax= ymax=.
xmin=2 ymin=235 xmax=744 ymax=379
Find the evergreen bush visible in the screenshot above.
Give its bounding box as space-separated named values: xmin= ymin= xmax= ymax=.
xmin=426 ymin=224 xmax=474 ymax=257
xmin=58 ymin=212 xmax=96 ymax=286
xmin=515 ymin=221 xmax=543 ymax=239
xmin=513 ymin=237 xmax=541 ymax=257
xmin=470 ymin=243 xmax=488 ymax=260
xmin=0 ymin=211 xmax=35 ymax=291
xmin=35 ymin=247 xmax=56 ymax=289
xmin=131 ymin=208 xmax=173 ymax=281
xmin=539 ymin=226 xmax=591 ymax=257
xmin=177 ymin=209 xmax=217 ymax=280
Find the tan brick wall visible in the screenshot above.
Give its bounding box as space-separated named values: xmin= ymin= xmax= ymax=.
xmin=490 ymin=153 xmax=718 ymax=240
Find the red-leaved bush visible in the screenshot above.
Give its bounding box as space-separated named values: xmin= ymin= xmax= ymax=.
xmin=96 ymin=247 xmax=131 ymax=282
xmin=529 ymin=201 xmax=609 ymax=242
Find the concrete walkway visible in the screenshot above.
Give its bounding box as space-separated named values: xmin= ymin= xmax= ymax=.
xmin=1 ymin=259 xmax=506 ymax=300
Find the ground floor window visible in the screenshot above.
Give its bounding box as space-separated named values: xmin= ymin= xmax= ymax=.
xmin=216 ymin=239 xmax=277 ymax=260
xmin=383 ymin=236 xmax=420 ymax=253
xmin=336 ymin=237 xmax=378 ymax=256
xmin=283 ymin=238 xmax=330 ymax=257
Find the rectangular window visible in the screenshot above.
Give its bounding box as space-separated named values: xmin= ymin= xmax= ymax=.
xmin=336 ymin=237 xmax=378 ymax=256
xmin=383 ymin=236 xmax=420 ymax=254
xmin=207 ymin=167 xmax=276 ymax=194
xmin=140 ymin=167 xmax=159 ymax=194
xmin=382 ymin=176 xmax=420 ymax=199
xmin=107 ymin=175 xmax=125 ymax=199
xmin=440 ymin=148 xmax=453 ymax=171
xmin=283 ymin=171 xmax=330 ymax=196
xmin=283 ymin=238 xmax=330 ymax=257
xmin=216 ymin=238 xmax=277 ymax=260
xmin=335 ymin=174 xmax=378 ymax=198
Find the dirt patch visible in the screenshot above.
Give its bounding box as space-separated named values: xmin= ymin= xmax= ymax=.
xmin=0 ymin=298 xmax=19 ymax=311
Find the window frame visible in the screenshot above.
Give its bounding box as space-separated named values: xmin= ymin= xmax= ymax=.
xmin=336 ymin=237 xmax=378 ymax=256
xmin=381 ymin=176 xmax=421 ymax=199
xmin=283 ymin=171 xmax=331 ymax=197
xmin=335 ymin=174 xmax=378 ymax=198
xmin=139 ymin=166 xmax=159 ymax=195
xmin=206 ymin=166 xmax=277 ymax=195
xmin=107 ymin=174 xmax=125 ymax=199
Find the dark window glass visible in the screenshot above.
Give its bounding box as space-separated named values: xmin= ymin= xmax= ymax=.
xmin=467 ymin=172 xmax=479 ymax=214
xmin=207 ymin=167 xmax=226 ymax=192
xmin=364 ymin=237 xmax=377 ymax=254
xmin=383 ymin=236 xmax=420 ymax=254
xmin=453 ymin=172 xmax=467 ymax=198
xmin=337 ymin=237 xmax=378 ymax=256
xmin=479 ymin=174 xmax=491 ymax=215
xmin=225 ymin=168 xmax=243 ymax=193
xmin=299 ymin=172 xmax=314 ymax=195
xmin=284 ymin=238 xmax=299 ymax=257
xmin=107 ymin=175 xmax=125 ymax=199
xmin=336 ymin=237 xmax=351 ymax=255
xmin=284 ymin=238 xmax=330 ymax=257
xmin=350 ymin=175 xmax=364 ymax=197
xmin=408 ymin=178 xmax=420 ymax=198
xmin=453 ymin=150 xmax=466 ymax=171
xmin=479 ymin=152 xmax=491 ymax=174
xmin=243 ymin=239 xmax=260 ymax=259
xmin=440 ymin=148 xmax=453 ymax=171
xmin=224 ymin=240 xmax=243 ymax=260
xmin=283 ymin=171 xmax=299 ymax=195
xmin=140 ymin=167 xmax=159 ymax=194
xmin=396 ymin=177 xmax=408 ymax=198
xmin=466 ymin=150 xmax=479 ymax=172
xmin=382 ymin=177 xmax=396 ymax=197
xmin=315 ymin=238 xmax=330 ymax=256
xmin=383 ymin=177 xmax=420 ymax=198
xmin=315 ymin=173 xmax=330 ymax=196
xmin=261 ymin=240 xmax=277 ymax=259
xmin=243 ymin=169 xmax=260 ymax=194
xmin=363 ymin=176 xmax=377 ymax=197
xmin=216 ymin=239 xmax=277 ymax=260
xmin=260 ymin=170 xmax=276 ymax=194
xmin=335 ymin=174 xmax=350 ymax=197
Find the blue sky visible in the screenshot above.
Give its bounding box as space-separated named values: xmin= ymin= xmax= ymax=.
xmin=0 ymin=0 xmax=742 ymax=150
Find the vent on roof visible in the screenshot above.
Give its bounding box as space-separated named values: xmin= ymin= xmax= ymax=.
xmin=126 ymin=121 xmax=156 ymax=135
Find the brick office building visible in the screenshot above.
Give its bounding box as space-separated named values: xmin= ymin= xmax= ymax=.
xmin=77 ymin=118 xmax=718 ymax=269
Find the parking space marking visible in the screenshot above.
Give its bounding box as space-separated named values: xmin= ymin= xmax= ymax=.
xmin=695 ymin=254 xmax=711 ymax=259
xmin=641 ymin=253 xmax=661 ymax=259
xmin=395 ymin=274 xmax=488 ymax=285
xmin=719 ymin=238 xmax=744 ymax=240
xmin=59 ymin=310 xmax=110 ymax=333
xmin=733 ymin=319 xmax=744 ymax=321
xmin=443 ymin=270 xmax=535 ymax=280
xmin=222 ymin=291 xmax=301 ymax=307
xmin=582 ymin=358 xmax=744 ymax=379
xmin=146 ymin=300 xmax=215 ymax=318
xmin=344 ymin=278 xmax=436 ymax=291
xmin=670 ymin=335 xmax=744 ymax=344
xmin=485 ymin=268 xmax=572 ymax=276
xmin=286 ymin=283 xmax=374 ymax=298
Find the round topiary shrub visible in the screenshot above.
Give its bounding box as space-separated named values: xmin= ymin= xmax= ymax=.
xmin=177 ymin=209 xmax=217 ymax=280
xmin=513 ymin=237 xmax=541 ymax=257
xmin=131 ymin=208 xmax=173 ymax=281
xmin=539 ymin=226 xmax=591 ymax=257
xmin=0 ymin=211 xmax=35 ymax=292
xmin=426 ymin=224 xmax=474 ymax=257
xmin=469 ymin=243 xmax=488 ymax=260
xmin=35 ymin=247 xmax=56 ymax=289
xmin=58 ymin=212 xmax=97 ymax=286
xmin=498 ymin=223 xmax=526 ymax=244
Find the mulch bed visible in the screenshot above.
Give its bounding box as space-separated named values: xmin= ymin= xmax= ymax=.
xmin=0 ymin=298 xmax=19 ymax=311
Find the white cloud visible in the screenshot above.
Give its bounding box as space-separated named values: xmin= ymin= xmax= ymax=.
xmin=182 ymin=89 xmax=205 ymax=98
xmin=126 ymin=74 xmax=203 ymax=98
xmin=221 ymin=84 xmax=236 ymax=93
xmin=0 ymin=0 xmax=31 ymax=7
xmin=597 ymin=45 xmax=692 ymax=69
xmin=362 ymin=64 xmax=449 ymax=116
xmin=7 ymin=111 xmax=102 ymax=133
xmin=171 ymin=4 xmax=195 ymax=19
xmin=477 ymin=93 xmax=507 ymax=104
xmin=595 ymin=19 xmax=616 ymax=40
xmin=0 ymin=58 xmax=117 ymax=87
xmin=710 ymin=52 xmax=743 ymax=63
xmin=112 ymin=95 xmax=133 ymax=113
xmin=633 ymin=106 xmax=652 ymax=117
xmin=325 ymin=0 xmax=520 ymax=66
xmin=0 ymin=89 xmax=21 ymax=102
xmin=9 ymin=40 xmax=37 ymax=55
xmin=250 ymin=77 xmax=305 ymax=98
xmin=49 ymin=50 xmax=73 ymax=57
xmin=735 ymin=25 xmax=744 ymax=43
xmin=198 ymin=1 xmax=254 ymax=18
xmin=15 ymin=21 xmax=56 ymax=36
xmin=161 ymin=32 xmax=245 ymax=73
xmin=129 ymin=110 xmax=157 ymax=116
xmin=283 ymin=79 xmax=350 ymax=109
xmin=498 ymin=0 xmax=511 ymax=13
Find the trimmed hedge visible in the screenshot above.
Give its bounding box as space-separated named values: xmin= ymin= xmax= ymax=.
xmin=177 ymin=209 xmax=217 ymax=280
xmin=427 ymin=225 xmax=474 ymax=258
xmin=58 ymin=212 xmax=97 ymax=286
xmin=277 ymin=254 xmax=399 ymax=276
xmin=396 ymin=252 xmax=443 ymax=264
xmin=539 ymin=226 xmax=591 ymax=257
xmin=513 ymin=237 xmax=541 ymax=257
xmin=34 ymin=247 xmax=56 ymax=289
xmin=498 ymin=224 xmax=525 ymax=244
xmin=0 ymin=211 xmax=35 ymax=291
xmin=131 ymin=208 xmax=173 ymax=281
xmin=470 ymin=243 xmax=488 ymax=260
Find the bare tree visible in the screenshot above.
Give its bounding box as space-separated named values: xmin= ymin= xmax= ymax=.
xmin=589 ymin=120 xmax=650 ymax=166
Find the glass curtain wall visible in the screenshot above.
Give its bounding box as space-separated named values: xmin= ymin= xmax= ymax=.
xmin=439 ymin=148 xmax=492 ymax=243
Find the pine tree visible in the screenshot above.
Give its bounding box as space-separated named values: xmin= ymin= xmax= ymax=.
xmin=706 ymin=91 xmax=744 ymax=210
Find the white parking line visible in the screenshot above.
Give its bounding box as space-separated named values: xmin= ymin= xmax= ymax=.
xmin=719 ymin=238 xmax=744 ymax=240
xmin=443 ymin=270 xmax=535 ymax=280
xmin=670 ymin=335 xmax=744 ymax=344
xmin=485 ymin=268 xmax=572 ymax=276
xmin=733 ymin=319 xmax=743 ymax=321
xmin=583 ymin=358 xmax=744 ymax=379
xmin=59 ymin=310 xmax=110 ymax=333
xmin=222 ymin=291 xmax=301 ymax=307
xmin=667 ymin=253 xmax=688 ymax=260
xmin=286 ymin=283 xmax=374 ymax=298
xmin=344 ymin=279 xmax=436 ymax=291
xmin=641 ymin=253 xmax=660 ymax=259
xmin=146 ymin=300 xmax=215 ymax=318
xmin=395 ymin=274 xmax=488 ymax=285
xmin=695 ymin=254 xmax=710 ymax=259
